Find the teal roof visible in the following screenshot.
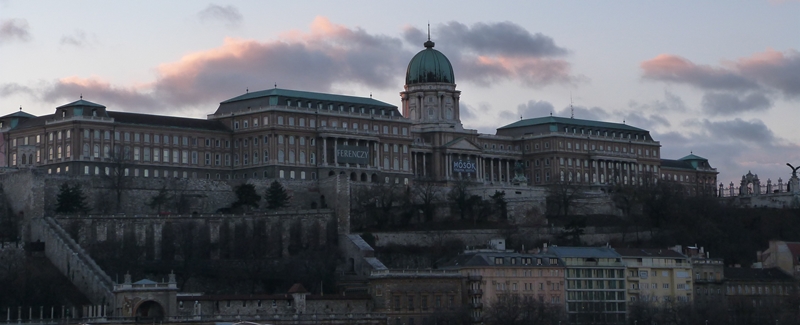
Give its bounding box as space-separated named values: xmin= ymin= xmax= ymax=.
xmin=679 ymin=154 xmax=707 ymax=161
xmin=220 ymin=88 xmax=395 ymax=108
xmin=56 ymin=99 xmax=106 ymax=109
xmin=498 ymin=116 xmax=646 ymax=132
xmin=405 ymin=40 xmax=455 ymax=85
xmin=133 ymin=279 xmax=157 ymax=285
xmin=0 ymin=111 xmax=36 ymax=119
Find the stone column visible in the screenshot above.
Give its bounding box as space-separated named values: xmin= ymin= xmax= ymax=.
xmin=322 ymin=138 xmax=327 ymax=166
xmin=506 ymin=160 xmax=510 ymax=184
xmin=333 ymin=138 xmax=338 ymax=166
xmin=423 ymin=154 xmax=427 ymax=177
xmin=490 ymin=158 xmax=495 ymax=183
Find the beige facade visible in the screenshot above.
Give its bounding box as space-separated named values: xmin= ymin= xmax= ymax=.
xmin=369 ymin=270 xmax=466 ymax=325
xmin=615 ymin=248 xmax=693 ymax=305
xmin=441 ymin=250 xmax=566 ymax=321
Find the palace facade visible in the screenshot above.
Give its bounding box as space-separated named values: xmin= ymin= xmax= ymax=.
xmin=0 ymin=38 xmax=717 ymax=193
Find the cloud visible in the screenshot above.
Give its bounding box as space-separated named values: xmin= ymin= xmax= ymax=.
xmin=641 ymin=54 xmax=758 ymax=91
xmin=735 ymin=49 xmax=800 ymax=99
xmin=432 ymin=21 xmax=568 ymax=57
xmin=60 ymin=30 xmax=93 ymax=47
xmin=0 ymin=18 xmax=31 ymax=43
xmin=198 ymin=4 xmax=243 ymax=27
xmin=628 ymin=90 xmax=687 ymax=113
xmin=403 ymin=22 xmax=578 ymax=87
xmin=3 ymin=17 xmax=413 ymax=113
xmin=640 ymin=49 xmax=800 ymax=118
xmin=654 ymin=118 xmax=800 ymax=185
xmin=0 ymin=82 xmax=34 ymax=97
xmin=701 ymin=92 xmax=771 ymax=115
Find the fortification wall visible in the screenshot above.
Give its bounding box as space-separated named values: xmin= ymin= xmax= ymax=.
xmin=369 ymin=227 xmax=649 ymax=248
xmin=30 ymin=217 xmax=114 ymax=307
xmin=54 ymin=210 xmax=334 ymax=260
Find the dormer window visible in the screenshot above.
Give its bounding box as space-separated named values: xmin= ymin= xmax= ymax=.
xmin=494 ymin=257 xmax=503 ymax=265
xmin=62 ymin=111 xmax=67 ymax=117
xmin=92 ymin=109 xmax=97 ymax=117
xmin=287 ymin=100 xmax=292 ymax=107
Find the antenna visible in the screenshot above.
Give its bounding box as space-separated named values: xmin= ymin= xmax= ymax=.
xmin=570 ymin=92 xmax=574 ymax=119
xmin=427 ymin=22 xmax=431 ymax=41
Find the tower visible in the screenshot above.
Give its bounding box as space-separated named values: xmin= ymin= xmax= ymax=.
xmin=400 ymin=34 xmax=462 ymax=128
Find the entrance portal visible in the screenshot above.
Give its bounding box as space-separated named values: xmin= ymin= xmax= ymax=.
xmin=135 ymin=301 xmax=164 ymax=321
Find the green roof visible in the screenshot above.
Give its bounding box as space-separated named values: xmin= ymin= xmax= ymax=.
xmin=56 ymin=99 xmax=106 ymax=109
xmin=220 ymin=88 xmax=396 ymax=108
xmin=405 ymin=41 xmax=455 ymax=85
xmin=0 ymin=111 xmax=36 ymax=119
xmin=498 ymin=116 xmax=646 ymax=132
xmin=679 ymin=154 xmax=707 ymax=161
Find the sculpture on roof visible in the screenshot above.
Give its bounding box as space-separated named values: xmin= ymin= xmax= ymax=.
xmin=787 ymin=163 xmax=800 ymax=178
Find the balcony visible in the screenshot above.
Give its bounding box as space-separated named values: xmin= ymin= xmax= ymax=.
xmin=45 ymin=115 xmax=114 ymax=125
xmin=471 ymin=302 xmax=483 ymax=309
xmin=469 ymin=289 xmax=483 ymax=296
xmin=588 ymin=150 xmax=637 ymax=162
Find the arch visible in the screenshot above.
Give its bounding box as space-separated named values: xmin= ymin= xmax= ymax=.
xmin=371 ymin=173 xmax=378 ymax=183
xmin=350 ymin=172 xmax=357 ymax=181
xmin=360 ymin=173 xmax=367 ymax=182
xmin=134 ymin=300 xmax=164 ymax=321
xmin=328 ymin=170 xmax=335 ymax=177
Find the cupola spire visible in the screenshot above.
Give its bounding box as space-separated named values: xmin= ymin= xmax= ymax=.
xmin=424 ymin=23 xmax=435 ymax=48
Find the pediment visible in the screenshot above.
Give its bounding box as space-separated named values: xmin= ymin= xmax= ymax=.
xmin=446 ymin=138 xmax=481 ymax=151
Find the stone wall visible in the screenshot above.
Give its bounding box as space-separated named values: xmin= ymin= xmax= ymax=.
xmin=369 ymin=227 xmax=650 ymax=248
xmin=29 ymin=217 xmax=114 ymax=307
xmin=54 ymin=210 xmax=334 ymax=261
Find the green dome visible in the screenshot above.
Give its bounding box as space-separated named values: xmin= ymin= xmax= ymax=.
xmin=405 ymin=40 xmax=455 ymax=85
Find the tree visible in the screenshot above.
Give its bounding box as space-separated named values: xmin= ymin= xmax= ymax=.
xmin=483 ymin=294 xmax=566 ymax=325
xmin=104 ymin=145 xmax=132 ymax=213
xmin=232 ymin=184 xmax=261 ymax=211
xmin=265 ymin=180 xmax=290 ymax=209
xmin=490 ymin=190 xmax=508 ymax=220
xmin=148 ymin=186 xmax=172 ymax=213
xmin=448 ymin=179 xmax=472 ymax=220
xmin=611 ymin=183 xmax=643 ymax=243
xmin=545 ymin=181 xmax=585 ymax=217
xmin=412 ymin=178 xmax=442 ymax=223
xmin=55 ymin=182 xmax=90 ymax=214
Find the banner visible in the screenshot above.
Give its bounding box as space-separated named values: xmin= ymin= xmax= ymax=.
xmin=452 ymin=159 xmax=477 ymax=174
xmin=336 ymin=145 xmax=369 ymax=164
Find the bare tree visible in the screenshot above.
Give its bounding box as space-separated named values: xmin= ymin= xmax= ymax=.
xmin=483 ymin=294 xmax=566 ymax=325
xmin=104 ymin=145 xmax=132 ymax=213
xmin=412 ymin=178 xmax=442 ymax=223
xmin=545 ymin=181 xmax=585 ymax=218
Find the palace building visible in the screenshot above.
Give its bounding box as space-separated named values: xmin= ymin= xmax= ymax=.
xmin=0 ymin=37 xmax=717 ymax=193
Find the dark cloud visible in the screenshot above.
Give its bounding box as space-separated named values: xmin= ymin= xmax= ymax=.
xmin=431 ymin=21 xmax=568 ymax=57
xmin=735 ymin=49 xmax=800 ymax=99
xmin=699 ymin=118 xmax=775 ymax=144
xmin=3 ymin=18 xmax=412 ymax=114
xmin=653 ymin=118 xmax=800 ymax=185
xmin=198 ymin=4 xmax=243 ymax=27
xmin=60 ymin=30 xmax=92 ymax=47
xmin=0 ymin=18 xmax=31 ymax=43
xmin=459 ymin=102 xmax=476 ymax=120
xmin=701 ymin=92 xmax=771 ymax=115
xmin=0 ymin=83 xmax=34 ymax=97
xmin=403 ymin=22 xmax=578 ymax=87
xmin=641 ymin=54 xmax=758 ymax=91
xmin=517 ymin=100 xmax=555 ymax=118
xmin=620 ymin=112 xmax=671 ymax=129
xmin=628 ymin=90 xmax=687 ymax=113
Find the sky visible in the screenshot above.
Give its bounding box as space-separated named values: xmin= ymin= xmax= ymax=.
xmin=1 ymin=0 xmax=799 ymax=185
